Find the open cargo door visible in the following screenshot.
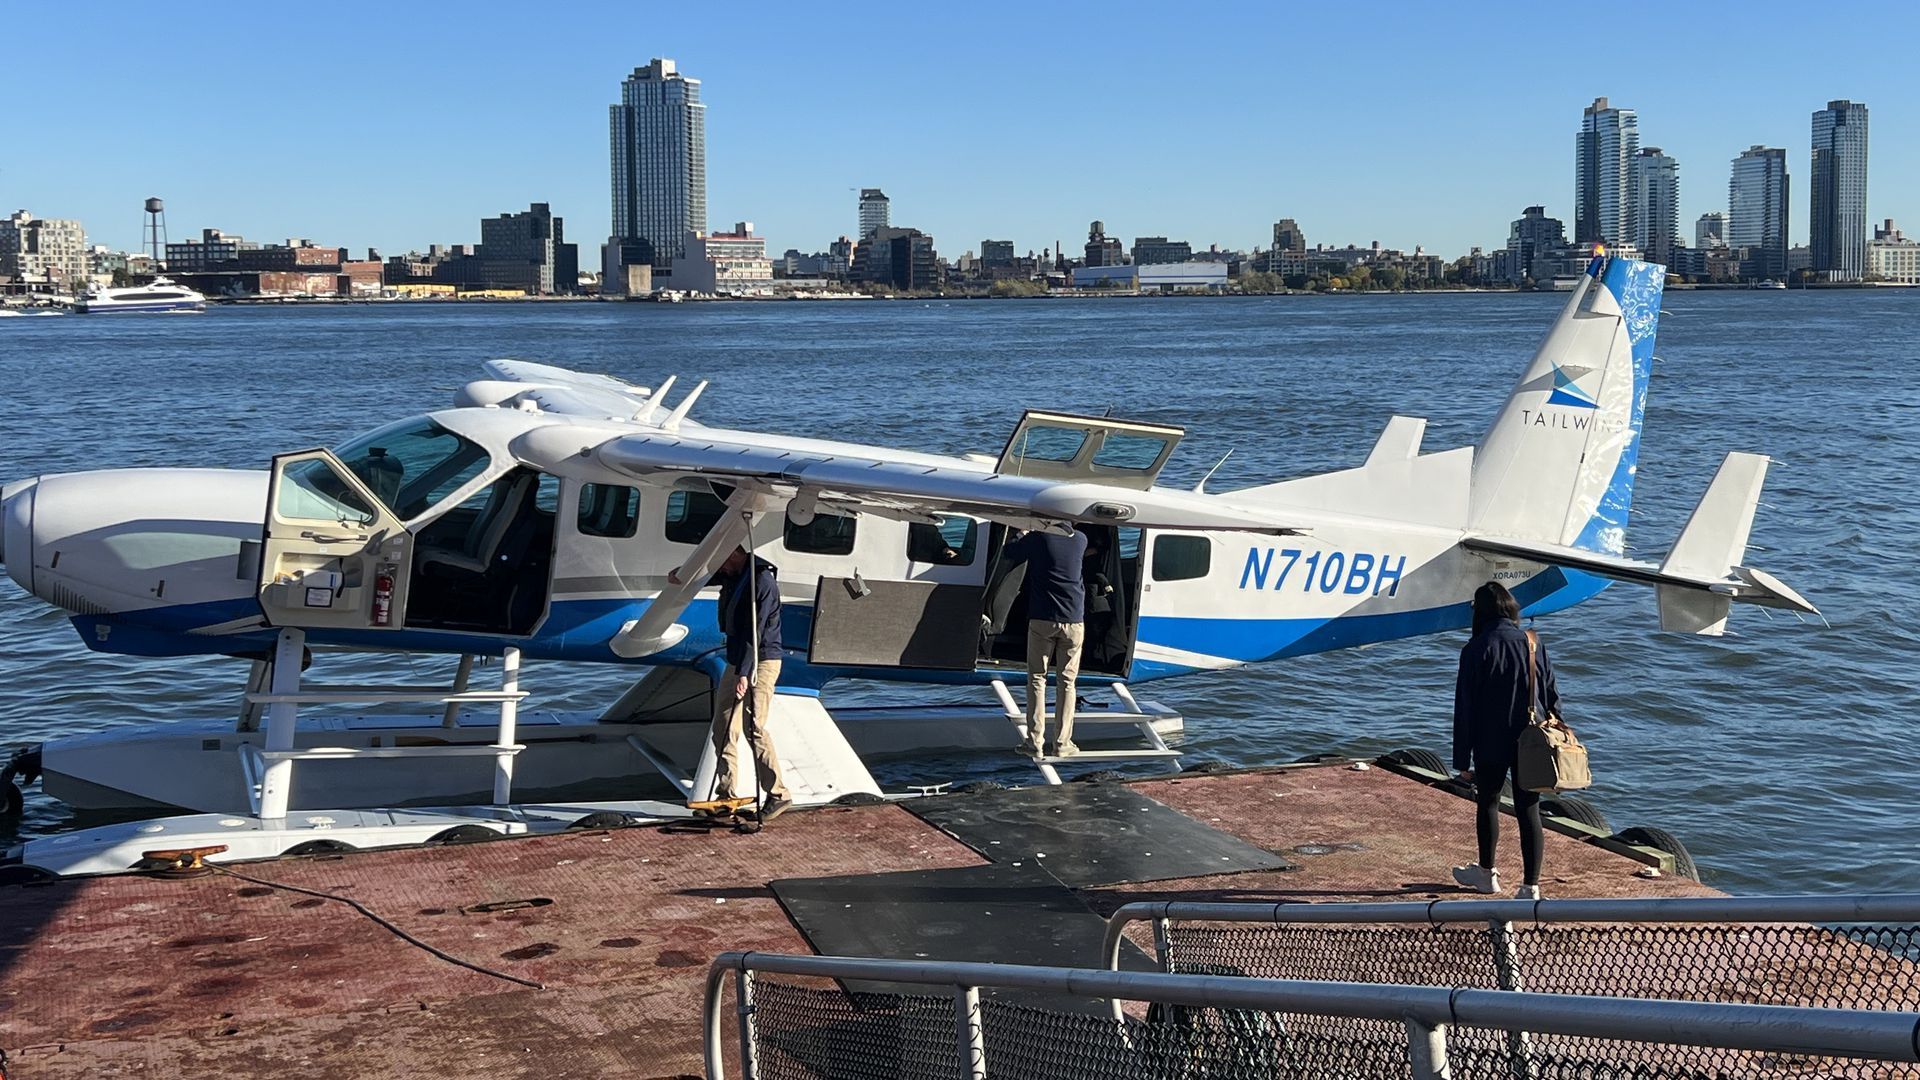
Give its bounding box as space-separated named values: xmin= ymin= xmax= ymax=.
xmin=258 ymin=448 xmax=413 ymax=630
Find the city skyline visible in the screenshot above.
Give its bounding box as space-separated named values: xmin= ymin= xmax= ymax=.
xmin=4 ymin=4 xmax=1915 ymax=260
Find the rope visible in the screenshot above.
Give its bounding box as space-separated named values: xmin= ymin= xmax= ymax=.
xmin=205 ymin=863 xmax=544 ymax=990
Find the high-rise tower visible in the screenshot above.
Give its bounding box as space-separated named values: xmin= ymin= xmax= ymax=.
xmin=607 ymin=58 xmax=706 ymax=288
xmin=1811 ymin=99 xmax=1869 ymax=281
xmin=1729 ymin=146 xmax=1789 ymax=281
xmin=858 ymin=189 xmax=890 ymax=240
xmin=1631 ymin=148 xmax=1680 ymax=267
xmin=1575 ymin=97 xmax=1640 ymax=247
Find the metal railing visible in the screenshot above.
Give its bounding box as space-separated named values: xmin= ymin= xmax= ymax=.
xmin=705 ymin=950 xmax=1920 ymax=1080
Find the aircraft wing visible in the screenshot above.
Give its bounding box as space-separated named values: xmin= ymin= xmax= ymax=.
xmin=457 ymin=360 xmax=667 ymax=421
xmin=596 ymin=430 xmax=1307 ymax=535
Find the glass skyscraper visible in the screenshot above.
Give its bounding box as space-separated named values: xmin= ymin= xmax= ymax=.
xmin=1576 ymin=97 xmax=1639 ymax=247
xmin=1729 ymin=146 xmax=1789 ymax=281
xmin=1631 ymin=148 xmax=1680 ymax=267
xmin=1811 ymin=99 xmax=1869 ymax=282
xmin=608 ymin=59 xmax=707 ymax=279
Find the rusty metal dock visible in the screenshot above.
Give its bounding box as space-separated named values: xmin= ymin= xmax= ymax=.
xmin=0 ymin=764 xmax=1713 ymax=1078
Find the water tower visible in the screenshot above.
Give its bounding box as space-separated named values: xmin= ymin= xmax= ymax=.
xmin=143 ymin=197 xmax=168 ymax=268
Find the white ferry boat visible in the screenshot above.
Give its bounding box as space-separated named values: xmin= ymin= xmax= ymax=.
xmin=75 ymin=277 xmax=206 ymax=314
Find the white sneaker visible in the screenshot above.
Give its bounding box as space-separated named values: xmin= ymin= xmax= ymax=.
xmin=1451 ymin=864 xmax=1501 ymax=894
xmin=1515 ymin=884 xmax=1542 ymax=901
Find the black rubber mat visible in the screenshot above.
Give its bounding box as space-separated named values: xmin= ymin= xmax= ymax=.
xmin=771 ymin=862 xmax=1153 ymax=1009
xmin=906 ymin=782 xmax=1291 ymax=886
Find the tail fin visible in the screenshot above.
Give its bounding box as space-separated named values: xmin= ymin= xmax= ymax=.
xmin=1469 ymin=255 xmax=1665 ymax=556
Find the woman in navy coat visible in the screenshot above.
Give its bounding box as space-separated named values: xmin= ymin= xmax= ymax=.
xmin=1451 ymin=581 xmax=1561 ymax=899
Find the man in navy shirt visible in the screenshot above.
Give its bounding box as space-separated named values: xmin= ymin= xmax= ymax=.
xmin=705 ymin=545 xmax=790 ymax=821
xmin=1008 ymin=526 xmax=1088 ymax=757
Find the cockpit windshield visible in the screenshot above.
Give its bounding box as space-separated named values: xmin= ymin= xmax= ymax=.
xmin=333 ymin=418 xmax=492 ymax=520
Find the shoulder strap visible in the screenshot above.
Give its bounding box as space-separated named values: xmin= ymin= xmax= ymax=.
xmin=1524 ymin=629 xmax=1539 ymax=723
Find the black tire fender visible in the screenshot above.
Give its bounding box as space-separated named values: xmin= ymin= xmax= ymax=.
xmin=1613 ymin=825 xmax=1699 ymax=881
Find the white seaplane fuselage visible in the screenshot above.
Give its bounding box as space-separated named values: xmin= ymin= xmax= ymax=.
xmin=0 ymin=255 xmax=1817 ymax=823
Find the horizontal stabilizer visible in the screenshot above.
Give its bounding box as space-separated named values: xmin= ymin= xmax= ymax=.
xmin=1463 ymin=534 xmax=1818 ymax=636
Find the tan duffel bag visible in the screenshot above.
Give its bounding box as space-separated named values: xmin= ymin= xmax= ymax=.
xmin=1516 ymin=630 xmax=1591 ymax=793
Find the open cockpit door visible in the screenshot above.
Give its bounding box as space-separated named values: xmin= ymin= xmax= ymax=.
xmin=996 ymin=411 xmax=1184 ymax=491
xmin=258 ymin=449 xmax=414 ymax=630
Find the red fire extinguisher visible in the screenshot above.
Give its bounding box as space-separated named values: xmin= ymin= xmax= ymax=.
xmin=372 ymin=565 xmax=395 ymax=626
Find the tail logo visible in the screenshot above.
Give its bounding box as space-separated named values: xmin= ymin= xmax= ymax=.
xmin=1519 ymin=362 xmax=1601 ymax=410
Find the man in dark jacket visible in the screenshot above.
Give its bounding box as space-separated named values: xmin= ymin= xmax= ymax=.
xmin=1007 ymin=526 xmax=1088 ymax=757
xmin=706 ymin=545 xmax=790 ymax=820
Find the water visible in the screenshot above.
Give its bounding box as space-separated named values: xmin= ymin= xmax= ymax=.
xmin=1 ymin=292 xmax=1914 ymax=893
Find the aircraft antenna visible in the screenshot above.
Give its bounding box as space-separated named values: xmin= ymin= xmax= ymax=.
xmin=1192 ymin=449 xmax=1234 ymax=493
xmin=663 ymin=380 xmax=708 ymax=433
xmin=635 ymin=374 xmax=677 ymax=424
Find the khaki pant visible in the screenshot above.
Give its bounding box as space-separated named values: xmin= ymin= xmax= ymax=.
xmin=709 ymin=659 xmax=787 ymax=801
xmin=1024 ymin=620 xmax=1084 ymax=752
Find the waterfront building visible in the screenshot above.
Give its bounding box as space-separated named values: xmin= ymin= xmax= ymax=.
xmin=852 ymin=226 xmax=938 ymax=290
xmin=1575 ymin=97 xmax=1640 ymax=247
xmin=1072 ymin=262 xmax=1227 ymax=292
xmin=1695 ymin=212 xmax=1728 ymax=249
xmin=858 ymin=189 xmax=890 ymax=240
xmin=980 ymin=239 xmax=1015 ymax=268
xmin=1729 ymin=145 xmax=1789 ymax=281
xmin=1869 ymin=219 xmax=1918 ymax=284
xmin=1505 ymin=205 xmax=1566 ymax=285
xmin=0 ymin=211 xmax=88 ymax=290
xmin=479 ymin=203 xmax=578 ymax=295
xmin=674 ymin=221 xmax=773 ymax=295
xmin=1130 ymin=236 xmax=1193 ymax=265
xmin=1810 ymin=99 xmax=1869 ymax=282
xmin=607 ymin=58 xmax=707 ymax=291
xmin=236 ymin=242 xmax=348 ymax=273
xmin=1084 ymin=221 xmax=1124 ymax=267
xmin=778 ymin=247 xmax=851 ymax=279
xmin=1272 ymin=219 xmax=1306 ymax=253
xmin=163 ymin=228 xmax=250 ymax=273
xmin=1631 ymin=148 xmax=1680 ymax=267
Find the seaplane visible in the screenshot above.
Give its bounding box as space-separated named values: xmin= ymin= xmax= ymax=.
xmin=0 ymin=253 xmax=1818 ymax=874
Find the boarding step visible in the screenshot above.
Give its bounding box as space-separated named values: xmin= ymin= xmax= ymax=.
xmin=1029 ymin=749 xmax=1183 ymax=765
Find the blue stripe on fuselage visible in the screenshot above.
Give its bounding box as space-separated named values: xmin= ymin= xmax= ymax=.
xmin=72 ymin=568 xmax=1613 ymax=686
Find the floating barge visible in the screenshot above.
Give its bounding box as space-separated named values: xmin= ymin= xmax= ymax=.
xmin=0 ymin=761 xmax=1726 ymax=1078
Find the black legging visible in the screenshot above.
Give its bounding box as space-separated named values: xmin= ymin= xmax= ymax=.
xmin=1475 ymin=758 xmax=1543 ymax=886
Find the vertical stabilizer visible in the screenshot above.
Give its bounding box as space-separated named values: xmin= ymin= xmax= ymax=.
xmin=1469 ymin=256 xmax=1664 ymax=555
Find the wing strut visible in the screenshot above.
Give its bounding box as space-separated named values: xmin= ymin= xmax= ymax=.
xmin=609 ymin=485 xmax=770 ymax=658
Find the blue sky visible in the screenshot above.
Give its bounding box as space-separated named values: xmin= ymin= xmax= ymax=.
xmin=5 ymin=2 xmax=1914 ymax=261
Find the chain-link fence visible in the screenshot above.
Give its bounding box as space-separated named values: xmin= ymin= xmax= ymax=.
xmin=1160 ymin=921 xmax=1920 ymax=1007
xmin=739 ymin=978 xmax=1920 ymax=1079
xmin=708 ymin=947 xmax=1920 ymax=1080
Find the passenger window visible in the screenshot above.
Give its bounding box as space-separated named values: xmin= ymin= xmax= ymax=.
xmin=664 ymin=490 xmax=728 ymax=545
xmin=1151 ymin=534 xmax=1211 ymax=582
xmin=908 ymin=515 xmax=977 ymax=565
xmin=535 ymin=475 xmax=560 ymax=515
xmin=785 ymin=511 xmax=858 ymax=556
xmin=1117 ymin=527 xmax=1143 ymax=561
xmin=1009 ymin=426 xmax=1086 ymax=463
xmin=578 ymin=484 xmax=640 ymax=539
xmin=1093 ymin=433 xmax=1169 ymax=471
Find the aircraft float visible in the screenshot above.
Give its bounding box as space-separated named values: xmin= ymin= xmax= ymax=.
xmin=0 ymin=254 xmax=1818 ymax=873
